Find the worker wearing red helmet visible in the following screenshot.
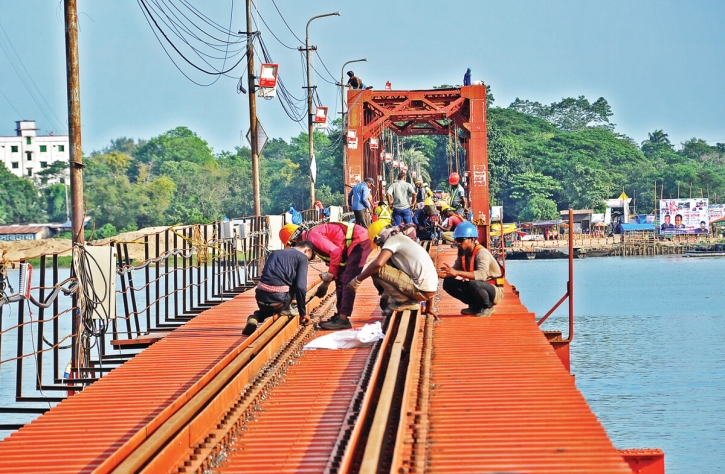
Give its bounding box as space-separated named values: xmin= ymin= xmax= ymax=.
xmin=280 ymin=222 xmax=371 ymax=330
xmin=447 ymin=172 xmax=469 ymax=217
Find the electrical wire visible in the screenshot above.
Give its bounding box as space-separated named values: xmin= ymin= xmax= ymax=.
xmin=270 ymin=0 xmax=304 ymax=44
xmin=250 ymin=0 xmax=299 ymax=50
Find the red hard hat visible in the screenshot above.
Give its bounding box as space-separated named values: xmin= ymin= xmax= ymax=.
xmin=448 ymin=172 xmax=460 ymax=186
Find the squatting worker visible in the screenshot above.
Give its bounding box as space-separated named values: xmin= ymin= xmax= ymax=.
xmin=242 ymin=241 xmax=315 ymax=336
xmin=438 ymin=222 xmax=504 ymax=317
xmin=346 ymin=70 xmax=363 ymax=90
xmin=348 ymin=221 xmax=438 ymax=318
xmin=280 ymin=221 xmax=371 ymax=331
xmin=438 ymin=205 xmax=463 ymax=243
xmin=387 ymin=171 xmax=416 ymax=226
xmin=348 ymin=177 xmax=374 ymax=228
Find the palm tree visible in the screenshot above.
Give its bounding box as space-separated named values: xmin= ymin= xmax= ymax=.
xmin=400 ymin=147 xmax=431 ymax=184
xmin=642 ymin=129 xmax=670 ymax=146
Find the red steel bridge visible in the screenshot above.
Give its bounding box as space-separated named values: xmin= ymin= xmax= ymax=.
xmin=0 ymin=86 xmax=664 ymax=473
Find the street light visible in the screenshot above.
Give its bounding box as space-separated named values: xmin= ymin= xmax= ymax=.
xmin=305 ymin=11 xmax=340 ymax=207
xmin=340 ymin=58 xmax=367 ymax=193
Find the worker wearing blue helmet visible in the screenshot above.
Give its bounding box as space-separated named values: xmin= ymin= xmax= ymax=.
xmin=437 ymin=221 xmax=504 ymax=317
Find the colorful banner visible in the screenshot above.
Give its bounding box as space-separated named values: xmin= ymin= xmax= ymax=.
xmin=659 ymin=198 xmax=709 ymax=234
xmin=709 ymin=204 xmax=725 ymax=222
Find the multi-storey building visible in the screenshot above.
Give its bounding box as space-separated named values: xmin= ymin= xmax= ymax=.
xmin=0 ymin=120 xmax=69 ymax=185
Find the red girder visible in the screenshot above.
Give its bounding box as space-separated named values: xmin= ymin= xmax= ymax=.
xmin=346 ymin=86 xmax=490 ymax=244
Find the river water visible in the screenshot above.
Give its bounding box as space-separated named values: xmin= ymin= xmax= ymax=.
xmin=506 ymin=255 xmax=725 ymax=474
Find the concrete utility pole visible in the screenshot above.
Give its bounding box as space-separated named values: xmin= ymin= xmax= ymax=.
xmin=303 ymin=12 xmax=339 ymax=207
xmin=340 ymin=58 xmax=366 ymax=194
xmin=64 ymin=0 xmax=84 ymax=246
xmin=246 ymin=0 xmax=261 ymax=215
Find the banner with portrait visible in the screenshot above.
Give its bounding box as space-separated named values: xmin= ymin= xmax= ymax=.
xmin=658 ymin=198 xmax=709 ymax=234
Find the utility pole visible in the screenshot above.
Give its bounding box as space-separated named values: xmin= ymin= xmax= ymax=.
xmin=302 ymin=12 xmax=340 ymax=207
xmin=64 ymin=0 xmax=83 ymax=246
xmin=339 ymin=58 xmax=366 ymax=194
xmin=246 ymin=0 xmax=261 ymax=215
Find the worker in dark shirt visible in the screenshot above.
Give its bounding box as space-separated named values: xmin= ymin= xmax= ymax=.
xmin=347 ymin=70 xmax=364 ymax=90
xmin=242 ymin=241 xmax=315 ymax=336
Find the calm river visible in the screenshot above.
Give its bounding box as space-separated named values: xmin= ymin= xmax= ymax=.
xmin=506 ymin=255 xmax=725 ymax=474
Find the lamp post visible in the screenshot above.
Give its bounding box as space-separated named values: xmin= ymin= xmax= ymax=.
xmin=304 ymin=11 xmax=340 ymax=207
xmin=340 ymin=58 xmax=367 ymax=194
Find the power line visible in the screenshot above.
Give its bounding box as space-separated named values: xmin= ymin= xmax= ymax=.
xmin=250 ymin=0 xmax=299 ymax=50
xmin=0 ymin=86 xmax=23 ymax=118
xmin=270 ymin=0 xmax=304 ymax=44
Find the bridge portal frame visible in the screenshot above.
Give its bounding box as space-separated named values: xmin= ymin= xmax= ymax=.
xmin=345 ymin=85 xmax=490 ymax=244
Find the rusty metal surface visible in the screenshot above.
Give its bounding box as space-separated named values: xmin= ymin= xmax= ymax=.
xmin=215 ymin=281 xmax=384 ymax=474
xmin=0 ymin=273 xmax=323 ymax=473
xmin=421 ymin=247 xmax=633 ymax=473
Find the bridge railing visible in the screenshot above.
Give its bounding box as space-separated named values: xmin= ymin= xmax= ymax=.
xmin=0 ymin=207 xmax=353 ymax=432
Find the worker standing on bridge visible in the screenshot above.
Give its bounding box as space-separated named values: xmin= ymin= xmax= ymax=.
xmin=463 ymin=68 xmax=472 ymax=86
xmin=438 ymin=222 xmax=504 ymax=317
xmin=348 ymin=177 xmax=374 ymax=228
xmin=348 ymin=221 xmax=438 ymax=318
xmin=387 ymin=171 xmax=416 ymax=226
xmin=281 ymin=222 xmax=371 ymax=331
xmin=447 ymin=172 xmax=469 ymax=217
xmin=242 ymin=241 xmax=316 ymax=336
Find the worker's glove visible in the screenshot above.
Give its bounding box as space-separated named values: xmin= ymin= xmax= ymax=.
xmin=320 ymin=271 xmax=334 ymax=283
xmin=347 ymin=277 xmax=362 ymax=293
xmin=315 ymin=281 xmax=331 ymax=299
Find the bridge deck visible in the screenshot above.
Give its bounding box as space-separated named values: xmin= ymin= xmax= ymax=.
xmin=0 ymin=248 xmax=633 ymax=473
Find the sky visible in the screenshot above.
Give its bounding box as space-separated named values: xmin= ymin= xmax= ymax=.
xmin=1 ymin=0 xmax=724 ymax=155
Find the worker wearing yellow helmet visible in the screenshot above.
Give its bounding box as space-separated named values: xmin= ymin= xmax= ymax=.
xmin=279 ymin=221 xmax=371 ymax=331
xmin=349 ymin=221 xmax=438 ymax=318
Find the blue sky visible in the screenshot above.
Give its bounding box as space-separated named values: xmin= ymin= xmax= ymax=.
xmin=1 ymin=1 xmax=724 ymax=154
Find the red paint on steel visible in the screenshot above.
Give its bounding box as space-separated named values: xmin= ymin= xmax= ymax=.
xmin=0 ymin=273 xmax=324 ymax=473
xmin=423 ymin=247 xmax=634 ymax=473
xmin=619 ymin=448 xmax=665 ymax=474
xmin=345 ymin=86 xmax=490 ymax=243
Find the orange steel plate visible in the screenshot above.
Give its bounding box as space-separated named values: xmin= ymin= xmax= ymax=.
xmin=215 ymin=281 xmax=383 ymax=473
xmin=0 ymin=272 xmax=324 ymax=473
xmin=423 ymin=247 xmax=632 ymax=473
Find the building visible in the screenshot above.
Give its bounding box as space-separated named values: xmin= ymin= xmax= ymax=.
xmin=0 ymin=225 xmax=55 ymax=241
xmin=0 ymin=120 xmax=69 ymax=185
xmin=559 ymin=209 xmax=593 ymax=233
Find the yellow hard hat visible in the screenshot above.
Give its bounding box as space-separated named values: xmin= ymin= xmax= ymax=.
xmin=279 ymin=224 xmax=300 ymax=246
xmin=424 ymin=197 xmax=433 ymax=206
xmin=440 ymin=204 xmax=453 ymax=212
xmin=368 ymin=219 xmax=391 ymax=243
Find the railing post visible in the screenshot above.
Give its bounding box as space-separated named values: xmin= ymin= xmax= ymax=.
xmin=567 ymin=208 xmax=574 ymax=342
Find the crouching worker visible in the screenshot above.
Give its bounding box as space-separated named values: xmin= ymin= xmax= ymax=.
xmin=243 ymin=241 xmax=315 ymax=336
xmin=438 ymin=222 xmax=504 ymax=317
xmin=348 ymin=221 xmax=438 ymax=318
xmin=280 ymin=222 xmax=371 ymax=331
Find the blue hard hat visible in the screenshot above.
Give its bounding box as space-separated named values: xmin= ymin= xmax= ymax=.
xmin=453 ymin=221 xmax=478 ymax=239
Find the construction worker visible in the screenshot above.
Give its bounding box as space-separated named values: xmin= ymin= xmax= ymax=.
xmin=346 ymin=71 xmax=364 ymax=90
xmin=242 ymin=241 xmax=316 ymax=336
xmin=437 ymin=205 xmax=464 ymax=243
xmin=348 ymin=221 xmax=438 ymax=318
xmin=280 ymin=221 xmax=371 ymax=330
xmin=413 ymin=202 xmax=438 ymax=241
xmin=415 ymin=179 xmax=433 ymax=210
xmin=387 ymin=171 xmax=416 ymax=226
xmin=463 ymin=68 xmax=472 ymax=86
xmin=373 ymin=200 xmax=392 ymax=225
xmin=447 ymin=172 xmax=469 ymax=216
xmin=438 ymin=222 xmax=504 ymax=317
xmin=348 ymin=177 xmax=374 ymax=228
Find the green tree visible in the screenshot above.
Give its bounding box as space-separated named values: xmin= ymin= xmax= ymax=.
xmin=135 ymin=126 xmax=216 ymax=177
xmin=0 ymin=166 xmax=47 ymax=224
xmin=518 ymin=196 xmax=559 ymax=222
xmin=509 ymin=95 xmax=614 ymax=131
xmin=42 ymin=184 xmax=69 ymax=222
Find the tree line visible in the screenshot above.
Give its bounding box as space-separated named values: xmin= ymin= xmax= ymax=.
xmin=2 ymin=92 xmax=724 ymax=235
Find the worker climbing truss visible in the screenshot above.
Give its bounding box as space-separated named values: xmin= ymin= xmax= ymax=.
xmin=345 ymin=85 xmax=491 ymax=243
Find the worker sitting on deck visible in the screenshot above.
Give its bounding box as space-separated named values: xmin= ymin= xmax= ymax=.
xmin=437 ymin=205 xmax=464 ymax=243
xmin=281 ymin=222 xmax=371 ymax=331
xmin=242 ymin=241 xmax=315 ymax=336
xmin=347 ymin=221 xmax=438 ymax=318
xmin=413 ymin=202 xmax=439 ymax=242
xmin=373 ymin=201 xmax=392 ymax=225
xmin=438 ymin=222 xmax=504 ymax=317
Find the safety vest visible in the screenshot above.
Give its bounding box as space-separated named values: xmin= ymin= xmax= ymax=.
xmin=462 ymin=244 xmax=504 ymax=286
xmin=375 ymin=204 xmax=392 ymax=221
xmin=449 ymin=185 xmax=464 ymax=209
xmin=316 ymin=222 xmax=356 ymax=267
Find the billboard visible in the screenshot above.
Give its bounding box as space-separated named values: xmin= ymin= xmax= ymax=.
xmin=659 ymin=198 xmax=709 ymax=234
xmin=709 ymin=204 xmax=725 ymax=222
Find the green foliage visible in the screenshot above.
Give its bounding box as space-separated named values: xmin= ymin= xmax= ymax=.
xmin=42 ymin=184 xmax=68 ymax=222
xmin=0 ymin=165 xmax=47 ymax=224
xmin=518 ymin=196 xmax=559 ymax=222
xmin=135 ymin=126 xmax=216 ymax=176
xmin=509 ymin=95 xmax=614 ymax=131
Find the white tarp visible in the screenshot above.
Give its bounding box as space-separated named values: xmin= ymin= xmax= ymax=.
xmin=304 ymin=322 xmax=384 ymax=350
